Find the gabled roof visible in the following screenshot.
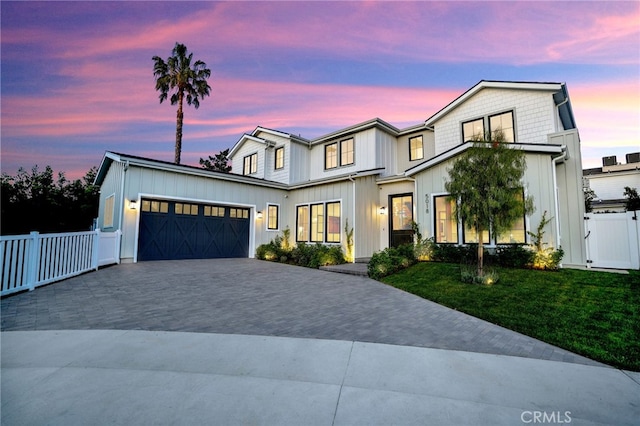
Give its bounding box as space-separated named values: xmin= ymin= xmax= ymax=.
xmin=229 ymin=126 xmax=310 ymax=158
xmin=404 ymin=142 xmax=565 ymax=177
xmin=94 ymin=151 xmax=287 ymax=189
xmin=424 ymin=80 xmax=566 ymax=127
xmin=311 ymin=118 xmax=401 ymax=145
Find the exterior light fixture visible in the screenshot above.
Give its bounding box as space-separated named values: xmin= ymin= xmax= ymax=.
xmin=379 ymin=206 xmax=387 ymax=215
xmin=256 ymin=210 xmax=263 ymax=219
xmin=129 ymin=200 xmax=138 ymax=210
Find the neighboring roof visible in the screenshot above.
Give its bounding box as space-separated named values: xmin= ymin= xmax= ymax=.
xmin=424 ymin=80 xmax=566 ymax=127
xmin=405 ymin=142 xmax=565 ymax=177
xmin=94 ymin=151 xmax=288 ymax=189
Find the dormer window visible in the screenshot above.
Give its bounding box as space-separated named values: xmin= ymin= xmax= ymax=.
xmin=243 ymin=153 xmax=258 ymax=175
xmin=409 ymin=135 xmax=424 ymax=161
xmin=274 ymin=147 xmax=284 ymax=170
xmin=325 ymin=138 xmax=354 ymax=170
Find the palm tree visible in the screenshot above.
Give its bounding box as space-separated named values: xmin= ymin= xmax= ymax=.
xmin=153 ymin=43 xmax=211 ymax=164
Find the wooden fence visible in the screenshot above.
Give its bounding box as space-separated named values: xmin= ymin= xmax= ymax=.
xmin=1 ymin=230 xmax=121 ymax=297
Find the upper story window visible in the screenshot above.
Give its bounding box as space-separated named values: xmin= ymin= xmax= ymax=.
xmin=462 ymin=111 xmax=515 ymax=143
xmin=489 ymin=111 xmax=515 ymax=142
xmin=462 ymin=118 xmax=485 ymax=142
xmin=325 ymin=143 xmax=338 ymax=169
xmin=274 ymin=147 xmax=284 ymax=170
xmin=325 ymin=138 xmax=355 ymax=169
xmin=243 ymin=153 xmax=258 ymax=175
xmin=409 ymin=135 xmax=424 ymax=161
xmin=340 ymin=138 xmax=354 ymax=166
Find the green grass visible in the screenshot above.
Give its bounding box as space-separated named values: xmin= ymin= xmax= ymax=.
xmin=382 ymin=262 xmax=640 ymax=371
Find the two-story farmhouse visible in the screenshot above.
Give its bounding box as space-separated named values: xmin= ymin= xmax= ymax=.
xmin=95 ymin=80 xmax=587 ymax=267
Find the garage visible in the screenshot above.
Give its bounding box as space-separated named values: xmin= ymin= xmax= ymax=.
xmin=137 ymin=199 xmax=250 ymax=261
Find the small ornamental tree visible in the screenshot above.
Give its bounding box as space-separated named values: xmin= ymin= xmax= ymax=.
xmin=623 ymin=186 xmax=640 ymax=211
xmin=445 ymin=131 xmax=534 ymax=277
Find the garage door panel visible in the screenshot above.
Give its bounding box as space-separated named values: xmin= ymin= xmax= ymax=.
xmin=138 ymin=200 xmax=250 ymax=261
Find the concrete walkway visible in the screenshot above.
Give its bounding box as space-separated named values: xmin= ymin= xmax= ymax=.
xmin=2 ymin=259 xmax=639 ymax=424
xmin=3 ymin=330 xmax=639 ymax=425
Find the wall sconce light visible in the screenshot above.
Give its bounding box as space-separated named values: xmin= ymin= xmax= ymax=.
xmin=129 ymin=200 xmax=138 ymax=210
xmin=256 ymin=210 xmax=263 ymax=219
xmin=379 ymin=206 xmax=387 ymax=215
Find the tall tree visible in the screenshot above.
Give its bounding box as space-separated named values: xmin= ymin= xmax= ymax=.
xmin=153 ymin=43 xmax=211 ymax=164
xmin=199 ymin=148 xmax=231 ymax=173
xmin=445 ymin=132 xmax=534 ymax=277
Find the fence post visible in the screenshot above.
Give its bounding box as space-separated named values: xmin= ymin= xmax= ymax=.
xmin=26 ymin=231 xmax=39 ymax=291
xmin=115 ymin=230 xmax=122 ymax=264
xmin=92 ymin=229 xmax=100 ymax=271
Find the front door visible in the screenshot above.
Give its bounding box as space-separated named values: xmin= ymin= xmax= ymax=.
xmin=389 ymin=194 xmax=414 ymax=247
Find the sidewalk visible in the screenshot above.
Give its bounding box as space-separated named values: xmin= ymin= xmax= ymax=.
xmin=2 ymin=330 xmax=639 ymax=425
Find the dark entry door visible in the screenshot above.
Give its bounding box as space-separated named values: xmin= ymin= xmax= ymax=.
xmin=138 ymin=199 xmax=250 ymax=261
xmin=389 ymin=194 xmax=414 ymax=247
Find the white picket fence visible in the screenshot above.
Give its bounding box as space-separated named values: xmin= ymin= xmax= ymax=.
xmin=585 ymin=211 xmax=640 ymax=270
xmin=1 ymin=230 xmax=121 ymax=297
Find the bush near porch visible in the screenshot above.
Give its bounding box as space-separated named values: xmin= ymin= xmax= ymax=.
xmin=256 ymin=230 xmax=345 ymax=269
xmin=382 ymin=262 xmax=640 ymax=371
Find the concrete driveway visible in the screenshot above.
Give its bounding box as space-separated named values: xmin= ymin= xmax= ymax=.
xmin=3 ymin=259 xmax=639 ymax=425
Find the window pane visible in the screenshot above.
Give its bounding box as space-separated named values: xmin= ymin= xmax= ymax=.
xmin=489 ymin=111 xmax=514 ymax=142
xmin=340 ymin=139 xmax=354 ymax=166
xmin=325 ymin=143 xmax=337 ymax=169
xmin=250 ymin=153 xmax=258 ymax=174
xmin=151 ymin=201 xmax=160 ymax=212
xmin=326 ymin=202 xmax=341 ymax=242
xmin=268 ymin=205 xmax=278 ymax=230
xmin=230 ymin=208 xmax=237 ymax=218
xmin=190 ymin=204 xmax=198 ymax=215
xmin=463 ymin=224 xmax=490 ymax=244
xmin=463 ymin=119 xmax=484 ymax=142
xmin=243 ymin=156 xmax=251 ymax=175
xmin=409 ymin=136 xmax=423 ymax=161
xmin=217 ymin=207 xmax=225 ymax=217
xmin=496 ymin=190 xmax=526 ymax=243
xmin=392 ymin=196 xmax=413 ymax=230
xmin=434 ymin=196 xmax=458 ymax=243
xmin=310 ymin=204 xmax=324 ymax=242
xmin=160 ymin=202 xmax=168 ymax=213
xmin=297 ymin=206 xmax=309 ymax=242
xmin=275 ymin=147 xmax=284 ymax=169
xmin=141 ymin=200 xmax=151 ymax=212
xmin=175 ymin=203 xmax=184 ymax=214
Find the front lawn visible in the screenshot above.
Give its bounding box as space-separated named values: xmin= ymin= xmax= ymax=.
xmin=382 ymin=262 xmax=640 ymax=371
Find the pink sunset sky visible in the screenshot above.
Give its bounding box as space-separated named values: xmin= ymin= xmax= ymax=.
xmin=1 ymin=1 xmax=639 ymax=180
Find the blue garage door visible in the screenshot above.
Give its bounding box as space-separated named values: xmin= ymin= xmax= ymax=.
xmin=138 ymin=199 xmax=250 ymax=261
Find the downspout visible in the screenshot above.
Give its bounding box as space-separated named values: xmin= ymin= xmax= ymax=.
xmin=119 ymin=160 xmax=129 ymax=262
xmin=348 ymin=174 xmax=356 ymax=263
xmin=551 ymin=147 xmax=567 ymax=264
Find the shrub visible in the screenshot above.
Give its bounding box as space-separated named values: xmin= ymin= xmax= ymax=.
xmin=260 ymin=239 xmax=346 ymax=269
xmin=495 ymin=245 xmax=534 ymax=268
xmin=431 ymin=243 xmax=477 ymax=264
xmin=368 ymin=244 xmax=417 ymax=280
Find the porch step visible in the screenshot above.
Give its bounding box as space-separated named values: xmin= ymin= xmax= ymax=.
xmin=320 ymin=262 xmax=369 ymax=277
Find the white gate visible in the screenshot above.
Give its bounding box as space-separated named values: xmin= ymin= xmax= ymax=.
xmin=584 ymin=212 xmax=640 ymax=270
